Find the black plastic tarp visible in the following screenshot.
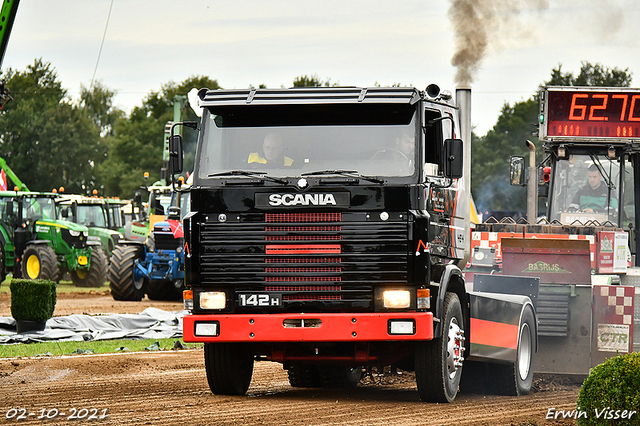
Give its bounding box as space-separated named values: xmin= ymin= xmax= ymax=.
xmin=0 ymin=308 xmax=186 ymax=344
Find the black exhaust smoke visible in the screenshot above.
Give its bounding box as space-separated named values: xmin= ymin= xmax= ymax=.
xmin=448 ymin=0 xmax=549 ymax=86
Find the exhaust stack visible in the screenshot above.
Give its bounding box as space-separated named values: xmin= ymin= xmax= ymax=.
xmin=456 ymin=87 xmax=472 ymax=266
xmin=526 ymin=140 xmax=537 ymax=224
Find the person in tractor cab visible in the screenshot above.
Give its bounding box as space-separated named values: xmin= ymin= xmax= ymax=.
xmin=247 ymin=133 xmax=294 ymax=167
xmin=569 ymin=164 xmax=618 ymax=213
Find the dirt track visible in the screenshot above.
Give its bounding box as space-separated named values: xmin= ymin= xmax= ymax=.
xmin=0 ymin=292 xmax=582 ymax=425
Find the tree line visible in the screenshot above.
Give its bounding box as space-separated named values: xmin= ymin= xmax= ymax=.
xmin=0 ymin=60 xmax=633 ymax=214
xmin=0 ymin=65 xmax=337 ymax=198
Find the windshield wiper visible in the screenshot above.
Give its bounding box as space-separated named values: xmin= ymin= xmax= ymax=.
xmin=208 ymin=170 xmax=288 ymax=185
xmin=301 ymin=169 xmax=384 ymax=184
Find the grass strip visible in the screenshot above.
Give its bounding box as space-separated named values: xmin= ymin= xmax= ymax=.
xmin=0 ymin=338 xmax=203 ymax=358
xmin=1 ymin=279 xmax=110 ymax=294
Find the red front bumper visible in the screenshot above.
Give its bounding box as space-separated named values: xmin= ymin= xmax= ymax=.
xmin=183 ymin=312 xmax=434 ymax=343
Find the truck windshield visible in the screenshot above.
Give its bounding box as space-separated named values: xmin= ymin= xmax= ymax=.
xmin=549 ymin=154 xmax=621 ymax=225
xmin=195 ymin=104 xmax=418 ymax=180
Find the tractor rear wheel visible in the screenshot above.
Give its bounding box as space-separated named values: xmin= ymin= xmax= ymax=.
xmin=71 ymin=247 xmax=108 ymax=288
xmin=108 ymin=245 xmax=146 ymax=301
xmin=21 ymin=244 xmax=60 ymax=281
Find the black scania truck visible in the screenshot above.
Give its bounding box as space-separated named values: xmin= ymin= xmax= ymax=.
xmin=179 ymin=86 xmax=537 ymax=402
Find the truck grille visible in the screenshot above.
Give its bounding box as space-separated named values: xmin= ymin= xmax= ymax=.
xmin=198 ymin=211 xmax=408 ymax=311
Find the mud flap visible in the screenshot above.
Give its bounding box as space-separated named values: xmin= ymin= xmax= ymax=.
xmin=463 ymin=290 xmax=537 ymax=395
xmin=466 ymin=291 xmax=536 ymax=363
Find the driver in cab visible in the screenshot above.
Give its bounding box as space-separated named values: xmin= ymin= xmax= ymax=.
xmin=569 ymin=164 xmax=618 ymax=213
xmin=248 ymin=133 xmax=294 ymax=167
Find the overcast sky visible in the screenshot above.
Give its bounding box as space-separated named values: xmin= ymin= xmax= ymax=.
xmin=3 ymin=0 xmax=639 ymax=136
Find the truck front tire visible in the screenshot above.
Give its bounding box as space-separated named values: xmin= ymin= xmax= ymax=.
xmin=204 ymin=343 xmax=254 ymax=395
xmin=415 ymin=292 xmax=464 ymax=402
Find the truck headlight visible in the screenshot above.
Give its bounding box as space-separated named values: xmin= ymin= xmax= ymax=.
xmin=383 ymin=290 xmax=411 ymax=309
xmin=199 ymin=291 xmax=226 ymax=310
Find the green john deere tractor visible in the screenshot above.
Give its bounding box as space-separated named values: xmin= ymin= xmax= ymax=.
xmin=56 ymin=195 xmax=124 ymax=256
xmin=0 ymin=191 xmax=108 ymax=287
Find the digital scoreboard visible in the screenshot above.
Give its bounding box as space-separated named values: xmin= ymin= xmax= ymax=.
xmin=541 ymin=87 xmax=640 ymax=139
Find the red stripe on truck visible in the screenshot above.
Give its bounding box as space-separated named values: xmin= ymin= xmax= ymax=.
xmin=470 ymin=318 xmax=519 ymax=349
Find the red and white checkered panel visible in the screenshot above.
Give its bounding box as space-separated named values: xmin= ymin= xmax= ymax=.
xmin=594 ymin=285 xmax=635 ymax=326
xmin=470 ymin=231 xmax=595 ymax=267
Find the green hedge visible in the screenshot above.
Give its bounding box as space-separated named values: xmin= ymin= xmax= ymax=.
xmin=10 ymin=279 xmax=57 ymax=322
xmin=576 ymin=351 xmax=640 ymax=425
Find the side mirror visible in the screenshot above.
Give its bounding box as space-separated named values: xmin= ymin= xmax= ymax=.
xmin=509 ymin=156 xmax=526 ymax=186
xmin=169 ymin=134 xmax=184 ymax=175
xmin=443 ymin=138 xmax=463 ymax=179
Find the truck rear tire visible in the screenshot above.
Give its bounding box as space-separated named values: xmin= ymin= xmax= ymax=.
xmin=287 ymin=364 xmax=321 ymax=388
xmin=415 ymin=292 xmax=464 ymax=402
xmin=457 ymin=360 xmax=489 ymax=394
xmin=21 ymin=244 xmax=60 ymax=282
xmin=71 ymin=247 xmax=108 ymax=288
xmin=108 ymin=245 xmax=146 ymax=301
xmin=489 ymin=306 xmax=535 ymax=396
xmin=204 ymin=343 xmax=254 ymax=395
xmin=318 ymin=365 xmax=363 ymax=388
